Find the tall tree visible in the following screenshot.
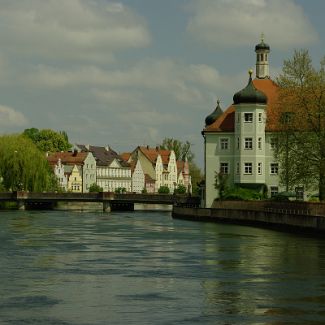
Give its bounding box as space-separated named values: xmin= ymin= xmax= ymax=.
xmin=159 ymin=138 xmax=194 ymax=162
xmin=0 ymin=135 xmax=58 ymax=192
xmin=274 ymin=49 xmax=325 ymax=200
xmin=23 ymin=128 xmax=71 ymax=153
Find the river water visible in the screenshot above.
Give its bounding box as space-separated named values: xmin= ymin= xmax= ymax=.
xmin=0 ymin=210 xmax=325 ymax=325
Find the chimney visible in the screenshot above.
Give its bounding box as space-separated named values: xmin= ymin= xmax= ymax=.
xmin=156 ymin=146 xmax=159 ymax=151
xmin=146 ymin=145 xmax=149 ymax=149
xmin=73 ymin=149 xmax=78 ymax=157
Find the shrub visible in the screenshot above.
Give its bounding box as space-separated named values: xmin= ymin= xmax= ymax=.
xmin=89 ymin=183 xmax=103 ymax=192
xmin=115 ymin=187 xmax=126 ymax=194
xmin=174 ymin=184 xmax=186 ymax=194
xmin=223 ymin=187 xmax=263 ymax=201
xmin=158 ymin=186 xmax=170 ymax=194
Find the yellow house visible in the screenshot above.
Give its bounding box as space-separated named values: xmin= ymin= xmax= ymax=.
xmin=68 ymin=165 xmax=82 ymax=193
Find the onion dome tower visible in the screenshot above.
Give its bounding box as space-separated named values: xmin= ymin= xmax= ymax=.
xmin=233 ymin=70 xmax=267 ymax=105
xmin=255 ymin=33 xmax=270 ymax=79
xmin=205 ymin=100 xmax=223 ymax=126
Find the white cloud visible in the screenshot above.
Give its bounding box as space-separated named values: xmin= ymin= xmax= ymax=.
xmin=187 ymin=0 xmax=318 ymax=49
xmin=0 ymin=105 xmax=28 ymax=126
xmin=0 ymin=0 xmax=150 ymax=63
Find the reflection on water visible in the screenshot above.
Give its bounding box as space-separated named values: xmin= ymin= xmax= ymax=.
xmin=0 ymin=210 xmax=325 ymax=324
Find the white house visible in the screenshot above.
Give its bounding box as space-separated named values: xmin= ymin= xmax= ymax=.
xmin=202 ymin=37 xmax=282 ymax=207
xmin=76 ymin=145 xmax=132 ymax=192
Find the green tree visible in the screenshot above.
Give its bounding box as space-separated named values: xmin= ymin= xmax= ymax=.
xmin=158 ymin=186 xmax=170 ymax=194
xmin=274 ymin=49 xmax=325 ymax=200
xmin=214 ymin=171 xmax=228 ymax=200
xmin=89 ymin=183 xmax=103 ymax=192
xmin=174 ymin=184 xmax=186 ymax=194
xmin=23 ymin=128 xmax=71 ymax=153
xmin=160 ymin=138 xmax=194 ymax=162
xmin=0 ymin=134 xmax=57 ymax=192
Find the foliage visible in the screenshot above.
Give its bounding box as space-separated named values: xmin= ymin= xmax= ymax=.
xmin=174 ymin=184 xmax=186 ymax=194
xmin=115 ymin=187 xmax=126 ymax=194
xmin=141 ymin=187 xmax=147 ymax=194
xmin=89 ymin=183 xmax=103 ymax=192
xmin=214 ymin=172 xmax=229 ymax=199
xmin=158 ymin=185 xmax=170 ymax=194
xmin=275 ymin=49 xmax=325 ymax=200
xmin=159 ymin=138 xmax=194 ymax=162
xmin=223 ymin=187 xmax=264 ymax=201
xmin=0 ymin=134 xmax=57 ymax=192
xmin=189 ymin=162 xmax=203 ymax=195
xmin=23 ymin=128 xmax=71 ymax=153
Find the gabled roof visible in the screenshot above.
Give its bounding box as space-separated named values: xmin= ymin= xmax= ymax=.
xmin=138 ymin=146 xmax=171 ymax=165
xmin=203 ymin=78 xmax=279 ymax=133
xmin=145 ymin=173 xmax=155 ymax=183
xmin=120 ymin=152 xmax=131 ymax=162
xmin=47 ymin=151 xmax=88 ymax=166
xmin=77 ymin=144 xmax=129 ymax=167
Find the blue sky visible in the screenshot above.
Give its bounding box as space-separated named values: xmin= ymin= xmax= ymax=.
xmin=0 ymin=0 xmax=324 ymax=167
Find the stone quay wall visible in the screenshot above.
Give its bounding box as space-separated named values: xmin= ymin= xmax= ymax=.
xmin=172 ymin=201 xmax=325 ymax=234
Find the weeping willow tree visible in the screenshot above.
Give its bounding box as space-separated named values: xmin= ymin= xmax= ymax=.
xmin=0 ymin=134 xmax=58 ymax=192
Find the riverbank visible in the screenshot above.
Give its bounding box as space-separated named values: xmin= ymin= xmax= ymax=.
xmin=172 ymin=201 xmax=325 ymax=234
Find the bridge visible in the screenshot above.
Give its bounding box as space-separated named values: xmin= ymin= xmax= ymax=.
xmin=0 ymin=191 xmax=200 ymax=211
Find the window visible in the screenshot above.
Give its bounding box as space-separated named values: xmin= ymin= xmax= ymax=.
xmin=258 ymin=113 xmax=262 ymax=122
xmin=258 ymin=162 xmax=262 ymax=175
xmin=244 ymin=113 xmax=253 ymax=123
xmin=244 ymin=137 xmax=253 ymax=150
xmin=237 ymin=113 xmax=240 ymax=123
xmin=244 ymin=163 xmax=252 ymax=175
xmin=258 ymin=137 xmax=262 ymax=149
xmin=220 ymin=162 xmax=229 ymax=174
xmin=237 ymin=137 xmax=240 ymax=150
xmin=220 ymin=138 xmax=229 ymax=150
xmin=270 ymin=186 xmax=278 ymax=197
xmin=270 ymin=138 xmax=277 ymax=150
xmin=270 ymin=163 xmax=279 ymax=175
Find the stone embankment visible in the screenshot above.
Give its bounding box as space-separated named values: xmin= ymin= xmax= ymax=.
xmin=172 ymin=201 xmax=325 ymax=234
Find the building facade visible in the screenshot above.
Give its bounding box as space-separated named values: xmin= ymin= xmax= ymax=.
xmin=129 ymin=146 xmax=191 ymax=193
xmin=47 ymin=151 xmax=96 ymax=192
xmin=202 ymin=37 xmax=282 ymax=207
xmin=76 ymin=145 xmax=132 ymax=192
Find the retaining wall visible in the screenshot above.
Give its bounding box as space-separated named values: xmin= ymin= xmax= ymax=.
xmin=172 ymin=201 xmax=325 ymax=234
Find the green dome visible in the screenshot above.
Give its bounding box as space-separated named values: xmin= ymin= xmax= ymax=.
xmin=205 ymin=100 xmax=223 ymax=126
xmin=233 ymin=72 xmax=267 ymax=105
xmin=255 ymin=41 xmax=270 ymax=51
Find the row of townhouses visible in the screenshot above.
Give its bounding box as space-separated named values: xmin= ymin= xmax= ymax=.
xmin=47 ymin=145 xmax=192 ymax=194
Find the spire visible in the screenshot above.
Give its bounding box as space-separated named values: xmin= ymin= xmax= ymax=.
xmin=255 ymin=34 xmax=270 ymax=79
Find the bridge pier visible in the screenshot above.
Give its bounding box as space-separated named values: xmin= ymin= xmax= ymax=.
xmin=103 ymin=201 xmax=111 ymax=212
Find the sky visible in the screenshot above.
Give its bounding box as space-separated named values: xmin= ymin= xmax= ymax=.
xmin=0 ymin=0 xmax=324 ymax=168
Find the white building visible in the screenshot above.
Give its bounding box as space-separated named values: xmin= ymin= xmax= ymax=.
xmin=76 ymin=145 xmax=132 ymax=192
xmin=202 ymin=37 xmax=282 ymax=207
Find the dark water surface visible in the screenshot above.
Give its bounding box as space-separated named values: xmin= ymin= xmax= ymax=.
xmin=1 ymin=210 xmax=325 ymax=324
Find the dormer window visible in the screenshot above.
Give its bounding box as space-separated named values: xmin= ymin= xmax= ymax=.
xmin=244 ymin=113 xmax=253 ymax=123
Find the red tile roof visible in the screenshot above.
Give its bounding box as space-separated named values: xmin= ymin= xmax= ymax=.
xmin=203 ymin=78 xmax=279 ymax=133
xmin=138 ymin=146 xmax=171 ymax=165
xmin=47 ymin=151 xmax=88 ymax=166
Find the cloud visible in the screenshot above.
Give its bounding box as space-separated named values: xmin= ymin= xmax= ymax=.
xmin=0 ymin=0 xmax=150 ymax=63
xmin=186 ymin=0 xmax=318 ymax=49
xmin=0 ymin=105 xmax=28 ymax=127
